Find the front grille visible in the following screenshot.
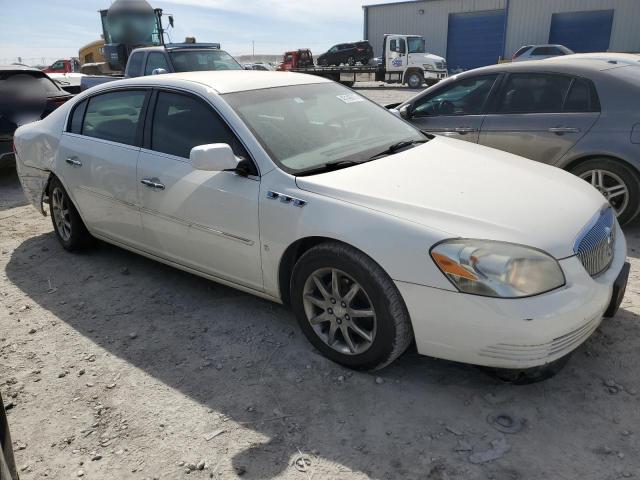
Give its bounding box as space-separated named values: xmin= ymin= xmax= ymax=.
xmin=574 ymin=207 xmax=616 ymax=277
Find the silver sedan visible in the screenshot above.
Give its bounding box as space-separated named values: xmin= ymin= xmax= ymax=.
xmin=395 ymin=58 xmax=640 ymax=224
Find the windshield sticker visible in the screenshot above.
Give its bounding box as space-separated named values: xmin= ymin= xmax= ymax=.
xmin=294 ymin=97 xmax=305 ymax=104
xmin=336 ymin=93 xmax=364 ymax=104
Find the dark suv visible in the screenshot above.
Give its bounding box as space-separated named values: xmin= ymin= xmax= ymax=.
xmin=317 ymin=41 xmax=373 ymax=67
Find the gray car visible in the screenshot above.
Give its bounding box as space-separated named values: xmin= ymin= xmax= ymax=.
xmin=395 ymin=59 xmax=640 ymax=224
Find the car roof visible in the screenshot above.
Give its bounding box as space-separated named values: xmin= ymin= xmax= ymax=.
xmin=455 ymin=58 xmax=632 ymax=77
xmin=97 ymin=70 xmax=331 ymax=94
xmin=557 ymin=52 xmax=640 ymax=64
xmin=0 ymin=64 xmax=41 ymax=72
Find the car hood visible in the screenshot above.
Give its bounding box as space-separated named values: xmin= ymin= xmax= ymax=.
xmin=295 ymin=137 xmax=607 ymax=259
xmin=419 ymin=53 xmax=445 ymax=63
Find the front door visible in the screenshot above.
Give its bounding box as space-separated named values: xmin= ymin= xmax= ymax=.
xmin=138 ymin=90 xmax=263 ymax=290
xmin=386 ymin=35 xmax=407 ymax=73
xmin=407 ymin=74 xmax=499 ymax=143
xmin=57 ymin=89 xmax=148 ymax=248
xmin=479 ymin=73 xmax=600 ymax=164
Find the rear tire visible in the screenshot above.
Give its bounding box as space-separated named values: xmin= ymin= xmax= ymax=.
xmin=570 ymin=158 xmax=640 ymax=225
xmin=347 ymin=56 xmax=356 ymax=66
xmin=48 ymin=176 xmax=94 ymax=251
xmin=291 ymin=242 xmax=413 ymax=371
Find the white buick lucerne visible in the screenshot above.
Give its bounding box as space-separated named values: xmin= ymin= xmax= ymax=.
xmin=13 ymin=71 xmax=629 ymax=380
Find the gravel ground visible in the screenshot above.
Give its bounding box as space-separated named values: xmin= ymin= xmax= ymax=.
xmin=1 ymin=86 xmax=639 ymax=480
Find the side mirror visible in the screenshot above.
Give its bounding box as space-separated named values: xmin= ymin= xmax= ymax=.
xmin=190 ymin=144 xmax=239 ymax=172
xmin=399 ymin=104 xmax=412 ymax=119
xmin=152 ymin=68 xmax=168 ymax=75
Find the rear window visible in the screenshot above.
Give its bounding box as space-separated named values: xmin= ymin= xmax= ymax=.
xmin=82 ymin=90 xmax=147 ymax=146
xmin=497 ymin=73 xmax=573 ymax=113
xmin=169 ymin=50 xmax=242 ymax=72
xmin=513 ymin=46 xmax=532 ymax=58
xmin=0 ymin=71 xmax=62 ymax=96
xmin=563 ymin=78 xmax=600 ymax=112
xmin=127 ymin=52 xmax=145 ymax=76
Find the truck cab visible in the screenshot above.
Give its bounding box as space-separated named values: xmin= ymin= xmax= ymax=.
xmin=43 ymin=58 xmax=80 ymax=74
xmin=383 ymin=34 xmax=447 ymax=88
xmin=125 ymin=43 xmax=242 ymax=77
xmin=278 ymin=49 xmax=314 ymax=71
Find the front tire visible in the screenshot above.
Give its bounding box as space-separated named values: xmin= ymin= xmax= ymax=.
xmin=406 ymin=72 xmax=424 ymax=89
xmin=291 ymin=242 xmax=413 ymax=370
xmin=570 ymin=158 xmax=640 ymax=225
xmin=347 ymin=56 xmax=356 ymax=66
xmin=48 ymin=176 xmax=94 ymax=251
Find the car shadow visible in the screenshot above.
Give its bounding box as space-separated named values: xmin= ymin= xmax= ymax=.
xmin=0 ymin=167 xmax=28 ymax=212
xmin=6 ymin=231 xmax=639 ymax=478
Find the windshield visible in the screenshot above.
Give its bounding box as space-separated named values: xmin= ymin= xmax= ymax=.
xmin=223 ymin=83 xmax=424 ymax=174
xmin=407 ymin=37 xmax=426 ymax=54
xmin=169 ymin=50 xmax=242 ymax=72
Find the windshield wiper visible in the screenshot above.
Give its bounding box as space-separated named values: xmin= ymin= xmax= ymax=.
xmin=368 ymin=139 xmax=429 ymax=161
xmin=296 ymin=160 xmax=362 ymax=176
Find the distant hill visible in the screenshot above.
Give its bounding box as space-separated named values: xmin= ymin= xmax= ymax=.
xmin=236 ymin=54 xmax=282 ymax=64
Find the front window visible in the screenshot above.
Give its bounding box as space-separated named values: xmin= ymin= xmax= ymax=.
xmin=413 ymin=75 xmax=498 ymax=116
xmin=223 ymin=83 xmax=424 ymax=174
xmin=407 ymin=37 xmax=426 ymax=54
xmin=169 ymin=50 xmax=242 ymax=71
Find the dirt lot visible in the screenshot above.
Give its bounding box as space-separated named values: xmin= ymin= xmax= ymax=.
xmin=1 ymin=86 xmax=640 ymax=480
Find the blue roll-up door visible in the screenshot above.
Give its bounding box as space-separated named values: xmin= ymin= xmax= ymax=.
xmin=549 ymin=10 xmax=614 ymax=53
xmin=446 ymin=10 xmax=506 ymax=73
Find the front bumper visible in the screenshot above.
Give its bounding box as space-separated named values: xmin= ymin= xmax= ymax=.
xmin=396 ymin=227 xmax=627 ymax=369
xmin=423 ymin=70 xmax=448 ymax=81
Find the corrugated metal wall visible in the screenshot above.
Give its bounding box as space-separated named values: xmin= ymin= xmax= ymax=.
xmin=366 ymin=0 xmax=506 ymax=58
xmin=505 ymin=0 xmax=640 ymax=56
xmin=365 ymin=0 xmax=640 ymax=60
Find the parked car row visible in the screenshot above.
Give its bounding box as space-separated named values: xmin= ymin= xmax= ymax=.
xmin=13 ymin=68 xmax=629 ymax=381
xmin=393 ymin=56 xmax=640 ymax=224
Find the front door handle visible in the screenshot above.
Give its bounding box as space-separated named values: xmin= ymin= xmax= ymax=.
xmin=453 ymin=126 xmax=478 ymax=134
xmin=548 ymin=126 xmax=580 ymax=134
xmin=140 ymin=178 xmax=165 ymax=190
xmin=65 ymin=156 xmax=82 ymax=167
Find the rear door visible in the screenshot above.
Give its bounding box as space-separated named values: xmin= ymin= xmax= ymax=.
xmin=57 ymin=89 xmax=149 ymax=248
xmin=479 ymin=73 xmax=600 ymax=164
xmin=137 ymin=89 xmax=263 ymax=289
xmin=407 ymin=74 xmax=499 ymax=143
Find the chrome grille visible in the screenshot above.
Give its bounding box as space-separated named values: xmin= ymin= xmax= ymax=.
xmin=574 ymin=208 xmax=616 ymax=277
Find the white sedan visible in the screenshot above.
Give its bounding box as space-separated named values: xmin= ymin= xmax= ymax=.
xmin=13 ymin=71 xmax=629 ymax=379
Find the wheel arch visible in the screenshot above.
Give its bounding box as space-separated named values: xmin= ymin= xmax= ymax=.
xmin=278 ymin=236 xmax=341 ymax=306
xmin=563 ymin=153 xmax=640 ymax=178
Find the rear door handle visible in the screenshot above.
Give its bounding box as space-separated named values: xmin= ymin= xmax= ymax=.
xmin=548 ymin=126 xmax=580 ymax=134
xmin=453 ymin=126 xmax=478 ymax=134
xmin=65 ymin=156 xmax=82 ymax=167
xmin=141 ymin=178 xmax=165 ymax=190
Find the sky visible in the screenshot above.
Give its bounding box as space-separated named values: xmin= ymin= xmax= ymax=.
xmin=0 ymin=0 xmax=407 ymax=66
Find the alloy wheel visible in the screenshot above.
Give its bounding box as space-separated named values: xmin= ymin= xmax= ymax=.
xmin=579 ymin=169 xmax=629 ymax=217
xmin=51 ymin=186 xmax=72 ymax=242
xmin=302 ymin=268 xmax=376 ymax=355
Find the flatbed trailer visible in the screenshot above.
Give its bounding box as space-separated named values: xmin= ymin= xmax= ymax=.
xmin=286 ymin=64 xmax=396 ymax=87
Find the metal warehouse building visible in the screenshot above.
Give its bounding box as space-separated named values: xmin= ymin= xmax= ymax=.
xmin=363 ymin=0 xmax=640 ymax=72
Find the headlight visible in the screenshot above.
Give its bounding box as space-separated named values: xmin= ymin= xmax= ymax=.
xmin=430 ymin=239 xmax=565 ymax=298
xmin=423 ymin=64 xmax=434 ymax=71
